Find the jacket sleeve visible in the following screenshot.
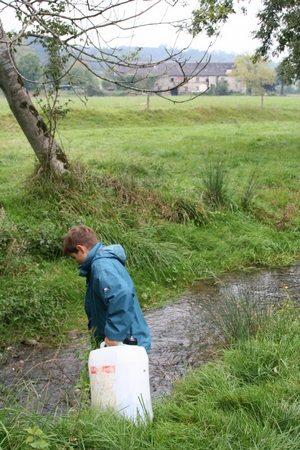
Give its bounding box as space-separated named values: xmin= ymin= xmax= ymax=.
xmin=92 ymin=261 xmax=135 ymax=341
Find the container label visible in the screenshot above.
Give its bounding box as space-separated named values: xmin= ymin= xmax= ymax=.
xmin=90 ymin=366 xmax=97 ymax=374
xmin=102 ymin=365 xmax=116 ymax=373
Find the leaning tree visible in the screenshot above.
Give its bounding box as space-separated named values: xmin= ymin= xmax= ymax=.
xmin=0 ymin=0 xmax=210 ymax=177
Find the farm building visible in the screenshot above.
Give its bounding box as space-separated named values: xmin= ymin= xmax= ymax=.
xmin=114 ymin=61 xmax=246 ymax=95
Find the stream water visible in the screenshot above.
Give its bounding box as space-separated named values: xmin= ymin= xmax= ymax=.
xmin=1 ymin=263 xmax=300 ymax=415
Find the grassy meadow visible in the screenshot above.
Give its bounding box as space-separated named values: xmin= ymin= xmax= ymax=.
xmin=1 ymin=93 xmax=300 ymax=448
xmin=1 ymin=93 xmax=300 ymax=343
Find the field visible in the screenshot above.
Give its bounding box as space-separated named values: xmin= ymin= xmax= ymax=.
xmin=0 ymin=93 xmax=300 ymax=342
xmin=1 ymin=93 xmax=300 ymax=449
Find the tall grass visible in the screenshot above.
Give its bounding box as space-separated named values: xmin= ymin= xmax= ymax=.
xmin=241 ymin=169 xmax=259 ymax=211
xmin=206 ymin=288 xmax=272 ymax=344
xmin=201 ymin=158 xmax=228 ymax=208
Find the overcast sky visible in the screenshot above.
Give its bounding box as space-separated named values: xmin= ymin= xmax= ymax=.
xmin=192 ymin=3 xmax=261 ymax=54
xmin=1 ymin=0 xmax=262 ymax=55
xmin=123 ymin=0 xmax=262 ymax=54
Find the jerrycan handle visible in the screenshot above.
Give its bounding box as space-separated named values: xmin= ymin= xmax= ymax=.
xmin=100 ymin=341 xmax=123 ymax=348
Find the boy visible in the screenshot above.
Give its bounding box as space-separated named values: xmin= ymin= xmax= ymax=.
xmin=63 ymin=225 xmax=151 ymax=352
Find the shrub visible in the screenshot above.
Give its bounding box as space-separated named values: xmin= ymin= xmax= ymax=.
xmin=24 ymin=221 xmax=64 ymax=260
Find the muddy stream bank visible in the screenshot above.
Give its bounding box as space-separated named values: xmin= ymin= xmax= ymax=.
xmin=1 ymin=264 xmax=300 ymax=415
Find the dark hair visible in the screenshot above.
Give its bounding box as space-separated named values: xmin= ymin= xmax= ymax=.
xmin=63 ymin=226 xmax=98 ymax=255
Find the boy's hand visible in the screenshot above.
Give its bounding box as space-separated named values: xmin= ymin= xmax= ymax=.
xmin=105 ymin=337 xmax=119 ymax=347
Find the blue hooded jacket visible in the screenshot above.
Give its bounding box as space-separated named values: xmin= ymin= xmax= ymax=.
xmin=79 ymin=242 xmax=151 ymax=352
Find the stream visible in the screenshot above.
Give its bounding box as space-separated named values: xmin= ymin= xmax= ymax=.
xmin=1 ymin=263 xmax=300 ymax=415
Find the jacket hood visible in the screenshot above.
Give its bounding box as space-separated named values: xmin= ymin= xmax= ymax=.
xmin=79 ymin=242 xmax=126 ymax=277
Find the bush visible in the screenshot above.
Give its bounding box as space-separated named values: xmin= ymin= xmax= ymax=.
xmin=22 ymin=221 xmax=64 ymax=260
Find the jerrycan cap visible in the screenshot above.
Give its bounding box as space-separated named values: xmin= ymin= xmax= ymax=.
xmin=124 ymin=336 xmax=138 ymax=345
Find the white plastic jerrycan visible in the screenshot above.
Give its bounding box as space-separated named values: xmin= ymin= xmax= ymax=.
xmin=88 ymin=343 xmax=153 ymax=423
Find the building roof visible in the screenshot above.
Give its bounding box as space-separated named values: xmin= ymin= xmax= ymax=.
xmin=115 ymin=62 xmax=234 ymax=78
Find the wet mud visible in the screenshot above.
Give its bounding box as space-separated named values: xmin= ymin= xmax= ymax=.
xmin=1 ymin=264 xmax=300 ymax=415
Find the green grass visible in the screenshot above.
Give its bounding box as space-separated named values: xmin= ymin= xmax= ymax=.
xmin=1 ymin=94 xmax=300 ymax=343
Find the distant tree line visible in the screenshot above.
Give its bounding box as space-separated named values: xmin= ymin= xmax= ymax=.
xmin=15 ymin=41 xmax=239 ymax=95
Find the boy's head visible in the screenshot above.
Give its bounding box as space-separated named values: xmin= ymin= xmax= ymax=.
xmin=63 ymin=226 xmax=98 ymax=257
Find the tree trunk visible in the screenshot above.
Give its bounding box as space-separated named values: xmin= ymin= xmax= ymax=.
xmin=0 ymin=21 xmax=69 ymax=176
